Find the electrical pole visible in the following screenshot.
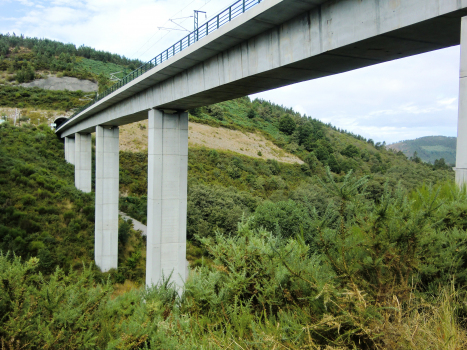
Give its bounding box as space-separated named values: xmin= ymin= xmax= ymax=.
xmin=194 ymin=10 xmax=206 ymax=41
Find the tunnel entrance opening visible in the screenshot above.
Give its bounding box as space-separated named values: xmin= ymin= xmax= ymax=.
xmin=54 ymin=117 xmax=68 ymax=129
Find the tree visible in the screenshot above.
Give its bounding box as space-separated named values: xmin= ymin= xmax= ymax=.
xmin=251 ymin=200 xmax=313 ymax=240
xmin=433 ymin=158 xmax=451 ymax=170
xmin=279 ymin=114 xmax=296 ymax=135
xmin=341 ymin=144 xmax=360 ymax=158
xmin=15 ymin=64 xmax=35 ymax=83
xmin=96 ymin=72 xmax=113 ymax=94
xmin=298 ymin=122 xmax=313 ymax=144
xmin=411 ymin=151 xmax=422 ymax=163
xmin=247 ymin=108 xmax=256 ymax=119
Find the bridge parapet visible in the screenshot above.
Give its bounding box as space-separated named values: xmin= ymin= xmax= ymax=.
xmin=72 ymin=0 xmax=265 ymax=119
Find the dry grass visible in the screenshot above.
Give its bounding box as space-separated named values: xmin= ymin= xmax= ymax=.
xmin=111 ymin=280 xmax=140 ymax=299
xmin=227 ymin=287 xmax=467 ymax=350
xmin=391 ymin=288 xmax=467 ymax=350
xmin=334 ymin=286 xmax=467 ymax=350
xmin=119 ymin=120 xmax=303 ymax=164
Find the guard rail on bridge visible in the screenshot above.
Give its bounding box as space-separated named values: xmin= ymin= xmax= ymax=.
xmin=72 ymin=0 xmax=262 ymax=118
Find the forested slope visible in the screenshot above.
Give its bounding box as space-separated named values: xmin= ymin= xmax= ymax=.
xmin=0 ymin=33 xmax=142 ymax=113
xmin=120 ymin=97 xmax=454 ymax=238
xmin=388 ymin=135 xmax=457 ymax=165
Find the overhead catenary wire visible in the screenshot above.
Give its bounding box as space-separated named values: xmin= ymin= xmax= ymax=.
xmin=128 ymin=0 xmax=200 ymax=59
xmin=136 ymin=0 xmax=214 ymax=60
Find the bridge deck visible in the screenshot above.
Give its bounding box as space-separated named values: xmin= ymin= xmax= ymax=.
xmin=57 ymin=0 xmax=467 ymax=138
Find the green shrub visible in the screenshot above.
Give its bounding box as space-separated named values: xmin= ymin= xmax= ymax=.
xmin=278 ymin=113 xmax=296 ymax=135
xmin=20 ymin=194 xmax=36 ymax=205
xmin=252 ymin=199 xmax=314 ymax=241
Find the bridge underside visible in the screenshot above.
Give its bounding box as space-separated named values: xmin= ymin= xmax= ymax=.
xmin=58 ymin=1 xmax=467 ymax=136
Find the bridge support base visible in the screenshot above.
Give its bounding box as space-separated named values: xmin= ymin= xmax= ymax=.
xmin=75 ymin=133 xmax=92 ymax=193
xmin=456 ymin=17 xmax=467 ymax=187
xmin=65 ymin=136 xmax=75 ymax=165
xmin=95 ymin=126 xmax=120 ymax=272
xmin=146 ymin=109 xmax=188 ymax=290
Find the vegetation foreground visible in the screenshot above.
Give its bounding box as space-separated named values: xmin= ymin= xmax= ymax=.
xmin=1 ymin=34 xmax=465 ymax=349
xmin=2 ymin=175 xmax=467 ymax=349
xmin=1 ymin=123 xmax=467 ymax=349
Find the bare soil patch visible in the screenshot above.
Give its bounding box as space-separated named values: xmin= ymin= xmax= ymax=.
xmin=119 ymin=120 xmax=303 ymax=164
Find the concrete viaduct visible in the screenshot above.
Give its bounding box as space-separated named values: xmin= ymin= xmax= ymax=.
xmin=56 ymin=0 xmax=467 ymax=289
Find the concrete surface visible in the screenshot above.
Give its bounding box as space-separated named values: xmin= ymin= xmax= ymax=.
xmin=68 ymin=137 xmax=75 ymax=165
xmin=58 ymin=0 xmax=467 ymax=137
xmin=74 ymin=133 xmax=92 ymax=192
xmin=456 ymin=16 xmax=467 ymax=186
xmin=95 ymin=126 xmax=120 ymax=271
xmin=65 ymin=136 xmax=75 ymax=164
xmin=21 ymin=76 xmax=97 ymax=92
xmin=146 ymin=109 xmax=188 ymax=290
xmin=65 ymin=137 xmax=69 ymax=163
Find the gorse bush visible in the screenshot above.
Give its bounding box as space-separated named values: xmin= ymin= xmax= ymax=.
xmin=2 ymin=173 xmax=467 ymax=348
xmin=0 ymin=255 xmax=113 ymax=349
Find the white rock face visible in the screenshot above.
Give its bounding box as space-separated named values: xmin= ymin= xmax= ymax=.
xmin=21 ymin=76 xmax=97 ymax=92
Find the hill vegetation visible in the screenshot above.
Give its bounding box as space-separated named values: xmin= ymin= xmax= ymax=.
xmin=2 ymin=168 xmax=467 ymax=348
xmin=0 ymin=34 xmax=464 ymax=349
xmin=119 ymin=97 xmax=453 ymax=236
xmin=388 ymin=135 xmax=457 ymax=166
xmin=0 ymin=107 xmax=464 ymax=348
xmin=0 ymin=122 xmax=145 ymax=284
xmin=0 ymin=33 xmax=142 ymax=97
xmin=0 ymin=34 xmax=145 ymax=115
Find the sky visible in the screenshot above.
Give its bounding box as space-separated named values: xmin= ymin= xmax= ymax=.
xmin=0 ymin=0 xmax=461 ymax=144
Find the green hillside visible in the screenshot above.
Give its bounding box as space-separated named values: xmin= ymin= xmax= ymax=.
xmin=1 ymin=34 xmax=466 ymax=349
xmin=119 ymin=98 xmax=454 ymax=238
xmin=0 ymin=33 xmax=142 ymax=97
xmin=0 ymin=123 xmax=145 ymax=283
xmin=388 ymin=135 xmax=457 ymax=165
xmin=1 ymin=121 xmax=467 ymax=348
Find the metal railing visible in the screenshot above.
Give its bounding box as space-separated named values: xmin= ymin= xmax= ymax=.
xmin=71 ymin=0 xmax=263 ymax=118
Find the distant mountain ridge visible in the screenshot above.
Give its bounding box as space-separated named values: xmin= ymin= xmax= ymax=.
xmin=388 ymin=136 xmax=456 ymax=165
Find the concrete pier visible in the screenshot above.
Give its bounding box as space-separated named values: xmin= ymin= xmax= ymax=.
xmin=65 ymin=137 xmax=69 ymax=162
xmin=69 ymin=138 xmax=75 ymax=165
xmin=146 ymin=109 xmax=188 ymax=289
xmin=95 ymin=126 xmax=119 ymax=271
xmin=75 ymin=133 xmax=92 ymax=192
xmin=456 ymin=17 xmax=467 ymax=187
xmin=65 ymin=136 xmax=75 ymax=165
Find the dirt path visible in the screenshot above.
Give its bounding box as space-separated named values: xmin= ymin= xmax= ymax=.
xmin=119 ymin=211 xmax=147 ymax=236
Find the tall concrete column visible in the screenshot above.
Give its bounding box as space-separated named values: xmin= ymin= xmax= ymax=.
xmin=68 ymin=138 xmax=76 ymax=165
xmin=95 ymin=126 xmax=119 ymax=272
xmin=456 ymin=17 xmax=467 ymax=186
xmin=65 ymin=136 xmax=75 ymax=165
xmin=64 ymin=137 xmax=69 ymax=162
xmin=146 ymin=109 xmax=188 ymax=289
xmin=74 ymin=133 xmax=92 ymax=192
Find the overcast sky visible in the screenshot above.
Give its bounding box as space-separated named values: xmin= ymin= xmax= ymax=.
xmin=0 ymin=0 xmax=461 ymax=144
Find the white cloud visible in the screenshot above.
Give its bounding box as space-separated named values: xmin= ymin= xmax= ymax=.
xmin=1 ymin=0 xmax=234 ymax=59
